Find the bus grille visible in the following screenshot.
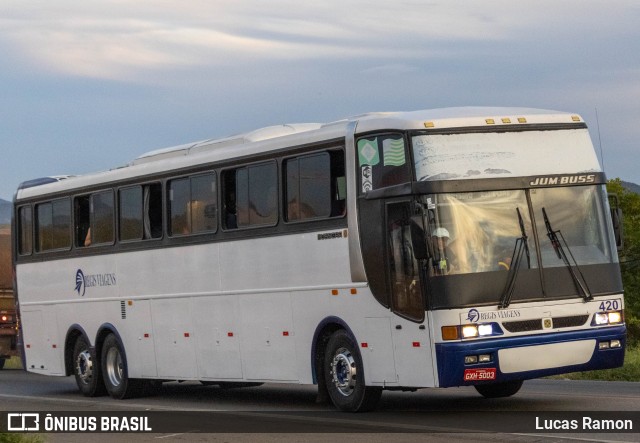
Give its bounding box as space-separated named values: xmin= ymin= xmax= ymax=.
xmin=502 ymin=315 xmax=589 ymax=333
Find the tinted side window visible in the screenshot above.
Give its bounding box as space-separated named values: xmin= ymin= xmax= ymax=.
xmin=74 ymin=195 xmax=91 ymax=247
xmin=191 ymin=173 xmax=217 ymax=234
xmin=357 ymin=134 xmax=411 ymax=192
xmin=92 ymin=190 xmax=114 ymax=245
xmin=285 ymin=150 xmax=346 ymax=222
xmin=168 ymin=173 xmax=217 ymax=236
xmin=18 ymin=206 xmax=33 ymax=255
xmin=119 ymin=186 xmax=143 ymax=241
xmin=169 ymin=178 xmax=190 ymax=236
xmin=118 ymin=183 xmax=162 ymax=241
xmin=248 ymin=163 xmax=278 ymax=226
xmin=36 ymin=199 xmax=71 ymax=251
xmin=223 ymin=162 xmax=277 ymax=229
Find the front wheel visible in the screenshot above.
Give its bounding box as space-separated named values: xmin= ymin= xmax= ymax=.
xmin=474 ymin=380 xmax=523 ymax=398
xmin=73 ymin=336 xmax=105 ymax=396
xmin=101 ymin=334 xmax=144 ymax=399
xmin=323 ymin=330 xmax=382 ymax=412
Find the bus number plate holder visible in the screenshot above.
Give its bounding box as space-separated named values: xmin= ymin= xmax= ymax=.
xmin=464 ymin=368 xmax=496 ymax=381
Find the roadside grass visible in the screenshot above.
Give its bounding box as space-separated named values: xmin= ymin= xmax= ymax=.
xmin=549 ymin=345 xmax=640 ymax=381
xmin=0 ymin=434 xmax=45 ymax=443
xmin=3 ymin=357 xmax=22 ymax=370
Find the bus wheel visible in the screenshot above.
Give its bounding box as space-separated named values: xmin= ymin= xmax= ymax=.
xmin=101 ymin=334 xmax=143 ymax=399
xmin=324 ymin=330 xmax=382 ymax=412
xmin=474 ymin=380 xmax=523 ymax=398
xmin=73 ymin=336 xmax=105 ymax=396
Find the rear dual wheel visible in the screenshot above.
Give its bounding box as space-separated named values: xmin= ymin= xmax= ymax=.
xmin=72 ymin=336 xmax=105 ymax=396
xmin=101 ymin=333 xmax=147 ymax=399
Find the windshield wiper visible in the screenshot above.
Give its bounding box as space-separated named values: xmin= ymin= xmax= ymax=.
xmin=542 ymin=207 xmax=593 ymax=302
xmin=499 ymin=208 xmax=530 ymax=309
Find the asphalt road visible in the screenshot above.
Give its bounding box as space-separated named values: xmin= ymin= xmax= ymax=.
xmin=1 ymin=369 xmax=639 ymax=442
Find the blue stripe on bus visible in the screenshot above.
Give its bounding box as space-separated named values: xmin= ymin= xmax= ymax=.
xmin=435 ymin=326 xmax=626 ymax=388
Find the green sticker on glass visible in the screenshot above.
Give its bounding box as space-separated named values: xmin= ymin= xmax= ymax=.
xmin=383 ymin=138 xmax=406 ymax=166
xmin=358 ymin=138 xmax=380 ymax=166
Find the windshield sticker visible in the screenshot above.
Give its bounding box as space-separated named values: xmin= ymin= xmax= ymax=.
xmin=358 ymin=138 xmax=380 ymax=166
xmin=426 ymin=197 xmax=435 ymax=210
xmin=382 ymin=138 xmax=406 ymax=166
xmin=361 ymin=165 xmax=373 ymax=192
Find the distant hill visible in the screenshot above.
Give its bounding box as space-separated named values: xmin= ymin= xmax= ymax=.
xmin=0 ymin=199 xmax=10 ymax=225
xmin=621 ymin=181 xmax=640 ymax=195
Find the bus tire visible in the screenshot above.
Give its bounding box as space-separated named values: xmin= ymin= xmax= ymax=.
xmin=73 ymin=336 xmax=106 ymax=397
xmin=324 ymin=329 xmax=382 ymax=412
xmin=101 ymin=333 xmax=143 ymax=399
xmin=474 ymin=380 xmax=523 ymax=398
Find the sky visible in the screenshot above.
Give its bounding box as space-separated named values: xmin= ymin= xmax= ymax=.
xmin=1 ymin=0 xmax=639 ymax=200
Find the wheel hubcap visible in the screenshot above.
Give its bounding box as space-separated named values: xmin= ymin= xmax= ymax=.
xmin=105 ymin=347 xmax=123 ymax=388
xmin=330 ymin=347 xmax=357 ymax=397
xmin=75 ymin=350 xmax=93 ymax=384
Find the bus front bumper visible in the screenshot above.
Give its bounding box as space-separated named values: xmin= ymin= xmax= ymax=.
xmin=435 ymin=326 xmax=626 ymax=387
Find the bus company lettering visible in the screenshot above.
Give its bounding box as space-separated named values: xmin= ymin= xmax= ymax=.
xmin=466 ymin=308 xmax=521 ymax=322
xmin=84 ymin=273 xmax=117 ymax=288
xmin=529 ymin=174 xmax=596 ymax=187
xmin=317 ymin=231 xmax=343 ymax=240
xmin=75 ymin=269 xmax=117 ymax=296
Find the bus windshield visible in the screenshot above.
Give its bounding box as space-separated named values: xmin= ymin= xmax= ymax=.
xmin=422 ymin=185 xmax=616 ymax=277
xmin=422 ymin=190 xmax=536 ymax=276
xmin=420 ymin=185 xmax=620 ymax=308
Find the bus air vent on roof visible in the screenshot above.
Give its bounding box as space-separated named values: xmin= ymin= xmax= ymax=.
xmin=130 ymin=123 xmax=322 ymax=166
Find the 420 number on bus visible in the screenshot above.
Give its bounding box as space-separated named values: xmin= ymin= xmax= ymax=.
xmin=599 ymin=300 xmax=620 ymax=311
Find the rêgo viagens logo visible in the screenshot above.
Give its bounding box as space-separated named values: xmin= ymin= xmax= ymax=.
xmin=74 ymin=269 xmax=117 ymax=296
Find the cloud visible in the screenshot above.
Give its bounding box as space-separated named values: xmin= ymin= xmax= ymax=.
xmin=8 ymin=0 xmax=620 ymax=82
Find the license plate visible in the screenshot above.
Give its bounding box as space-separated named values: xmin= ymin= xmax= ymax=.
xmin=464 ymin=368 xmax=496 ymax=381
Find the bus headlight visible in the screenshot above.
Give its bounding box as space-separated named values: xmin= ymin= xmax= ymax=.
xmin=608 ymin=311 xmax=623 ymax=324
xmin=593 ymin=310 xmax=623 ymax=326
xmin=478 ymin=324 xmax=493 ymax=336
xmin=462 ymin=325 xmax=478 ymax=338
xmin=442 ymin=323 xmax=503 ymax=340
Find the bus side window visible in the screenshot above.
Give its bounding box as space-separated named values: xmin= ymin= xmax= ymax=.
xmin=35 ymin=199 xmax=71 ymax=252
xmin=169 ymin=178 xmax=190 ymax=236
xmin=222 ymin=170 xmax=238 ymax=229
xmin=168 ymin=173 xmax=217 ymax=236
xmin=223 ymin=162 xmax=277 ymax=229
xmin=17 ymin=205 xmax=33 ymax=255
xmin=284 ymin=149 xmax=345 ymax=222
xmin=357 ymin=134 xmax=411 ymax=193
xmin=143 ymin=183 xmax=163 ymax=239
xmin=74 ymin=195 xmax=91 ymax=247
xmin=119 ymin=186 xmax=143 ymax=241
xmin=91 ymin=190 xmax=115 ymax=245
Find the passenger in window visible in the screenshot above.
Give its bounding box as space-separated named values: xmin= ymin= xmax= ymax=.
xmin=84 ymin=227 xmax=92 ymax=247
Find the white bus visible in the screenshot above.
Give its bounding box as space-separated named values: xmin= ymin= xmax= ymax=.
xmin=13 ymin=107 xmax=625 ymax=411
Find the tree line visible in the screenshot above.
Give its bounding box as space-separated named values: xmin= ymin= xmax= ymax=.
xmin=607 ymin=179 xmax=640 ymax=345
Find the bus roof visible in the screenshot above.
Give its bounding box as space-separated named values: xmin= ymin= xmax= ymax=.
xmin=15 ymin=107 xmax=584 ymax=200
